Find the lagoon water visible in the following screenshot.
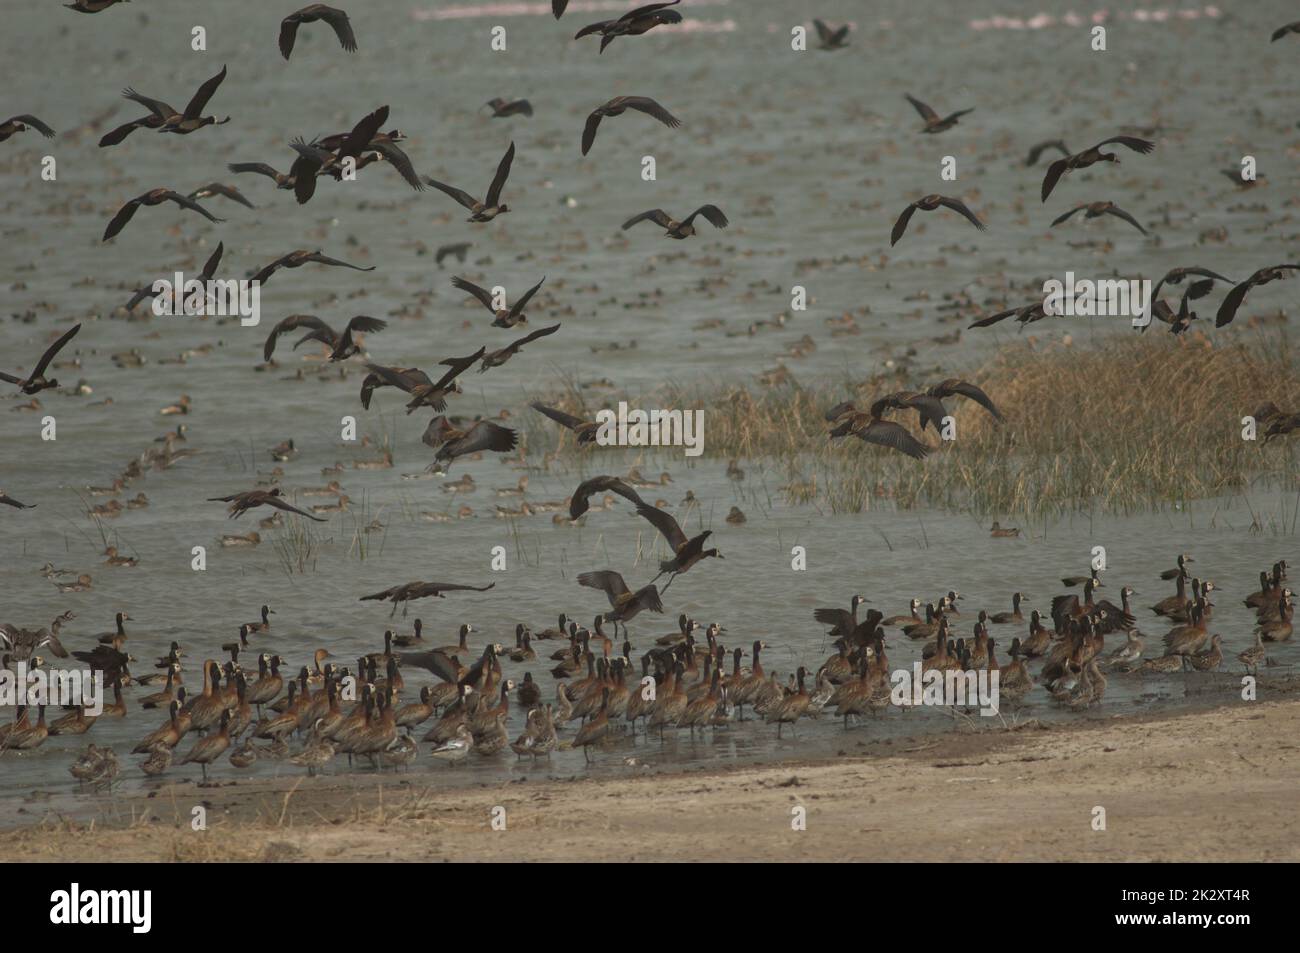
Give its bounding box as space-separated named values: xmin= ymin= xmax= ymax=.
xmin=1 ymin=0 xmax=1297 ymax=812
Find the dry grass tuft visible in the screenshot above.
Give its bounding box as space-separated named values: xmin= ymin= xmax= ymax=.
xmin=530 ymin=331 xmax=1300 ymax=518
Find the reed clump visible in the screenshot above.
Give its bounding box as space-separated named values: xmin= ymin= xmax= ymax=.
xmin=530 ymin=331 xmax=1300 ymax=519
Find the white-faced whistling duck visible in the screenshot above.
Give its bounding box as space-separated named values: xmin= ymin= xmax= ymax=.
xmin=0 ymin=114 xmax=55 ymax=143
xmin=102 ymin=188 xmax=223 ymax=242
xmin=534 ymin=613 xmax=569 ymax=641
xmin=0 ymin=324 xmax=81 ymax=395
xmin=423 ymin=141 xmax=515 ymax=222
xmin=990 ymin=592 xmax=1029 ymax=625
xmin=363 ymin=349 xmax=482 ymax=414
xmin=581 ymin=96 xmax=680 ymax=155
xmin=362 ymin=584 xmax=496 ymax=626
xmin=1162 ymin=600 xmax=1210 ymax=656
xmin=477 ymin=322 xmax=562 ymax=372
xmin=132 ymin=700 xmax=185 ymax=754
xmin=1150 ymin=571 xmax=1191 ymax=618
xmin=227 ymin=161 xmax=297 ymax=191
xmin=452 ymin=274 xmax=546 ymax=328
xmin=207 ymin=487 xmax=327 ymax=522
xmin=179 ymin=709 xmax=231 ymax=780
xmin=1215 ymin=264 xmax=1300 ymax=327
xmin=280 ymin=4 xmax=357 ymax=59
xmin=484 ymin=97 xmax=533 ymax=117
xmin=1019 ymin=611 xmax=1050 ymax=658
xmin=422 ymin=416 xmax=520 ymax=470
xmin=825 ymin=400 xmax=929 ymax=460
xmin=890 ymin=194 xmax=986 ymax=246
xmin=121 ymin=65 xmax=229 ymax=137
xmin=567 ymin=474 xmax=645 ymax=520
xmin=866 ymin=379 xmax=1004 ymax=433
xmin=1257 ymin=592 xmax=1293 ymax=642
xmin=622 ymin=204 xmax=728 ymax=239
xmin=127 ymin=242 xmax=224 ymax=312
xmin=632 ymin=502 xmax=722 ymax=590
xmin=814 ymin=594 xmax=868 ymax=640
xmin=967 ymin=300 xmax=1049 ymax=330
xmin=767 ymin=667 xmax=811 ymax=738
xmin=574 ymin=1 xmax=682 ymax=52
xmin=1039 ymin=135 xmax=1155 ymax=202
xmin=1244 ymin=564 xmax=1285 ymax=609
xmin=880 ymin=598 xmax=922 ymax=627
xmin=1160 ymin=553 xmax=1195 ymax=581
xmin=904 ymin=94 xmax=973 ymax=133
xmin=285 ymin=104 xmax=390 ymax=203
xmin=392 ymin=618 xmax=426 ymax=649
xmin=813 ymin=18 xmax=849 ymax=49
xmin=272 ymin=314 xmax=388 ymax=363
xmin=1151 ymin=266 xmax=1234 ymax=303
xmin=517 ymin=671 xmax=542 ymax=708
xmin=1051 ymin=201 xmax=1147 ymax=235
xmin=578 ymin=570 xmax=665 ymax=636
xmin=251 ymin=248 xmax=376 ymax=287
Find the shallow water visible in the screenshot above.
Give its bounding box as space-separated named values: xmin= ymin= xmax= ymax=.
xmin=2 ymin=0 xmax=1298 ymax=813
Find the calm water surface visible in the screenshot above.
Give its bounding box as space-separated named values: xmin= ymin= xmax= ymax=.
xmin=1 ymin=0 xmax=1297 ymax=815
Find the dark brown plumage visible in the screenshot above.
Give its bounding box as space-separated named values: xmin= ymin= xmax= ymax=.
xmin=568 ymin=476 xmax=646 ymax=520
xmin=251 ymin=249 xmax=375 ymax=286
xmin=207 ymin=487 xmax=327 ymax=522
xmin=905 ymin=94 xmax=973 ymax=133
xmin=0 ymin=114 xmax=55 ymax=143
xmin=362 ymin=350 xmax=482 ymax=413
xmin=1050 ymin=201 xmax=1146 ymax=235
xmin=1040 ymin=136 xmax=1155 ymax=202
xmin=478 ymin=323 xmax=561 ymax=372
xmin=280 ymin=4 xmax=357 ymax=59
xmin=102 ymin=189 xmax=223 ymax=241
xmin=582 ymin=96 xmax=680 ymax=155
xmin=0 ymin=324 xmax=81 ymax=395
xmin=423 ymin=417 xmax=519 ymax=469
xmin=452 ymin=275 xmax=545 ymax=328
xmin=423 ymin=141 xmax=514 ymax=222
xmin=1216 ymin=265 xmax=1300 ymax=327
xmin=532 ymin=402 xmax=601 ymax=447
xmin=574 ymin=1 xmax=683 ymax=52
xmin=622 ymin=205 xmax=728 ymax=239
xmin=890 ymin=194 xmax=985 ymax=245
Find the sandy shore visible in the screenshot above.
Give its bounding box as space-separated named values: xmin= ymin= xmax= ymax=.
xmin=4 ymin=696 xmax=1298 ymax=862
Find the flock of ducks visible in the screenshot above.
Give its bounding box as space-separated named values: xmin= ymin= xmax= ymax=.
xmin=2 ymin=6 xmax=1299 ymax=794
xmin=0 ymin=549 xmax=1288 ymax=786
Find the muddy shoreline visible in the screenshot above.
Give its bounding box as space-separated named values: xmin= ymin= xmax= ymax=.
xmin=4 ymin=690 xmax=1297 ymax=862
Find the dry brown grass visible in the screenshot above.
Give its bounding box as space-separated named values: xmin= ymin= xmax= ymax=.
xmin=528 ymin=330 xmax=1300 ymax=518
